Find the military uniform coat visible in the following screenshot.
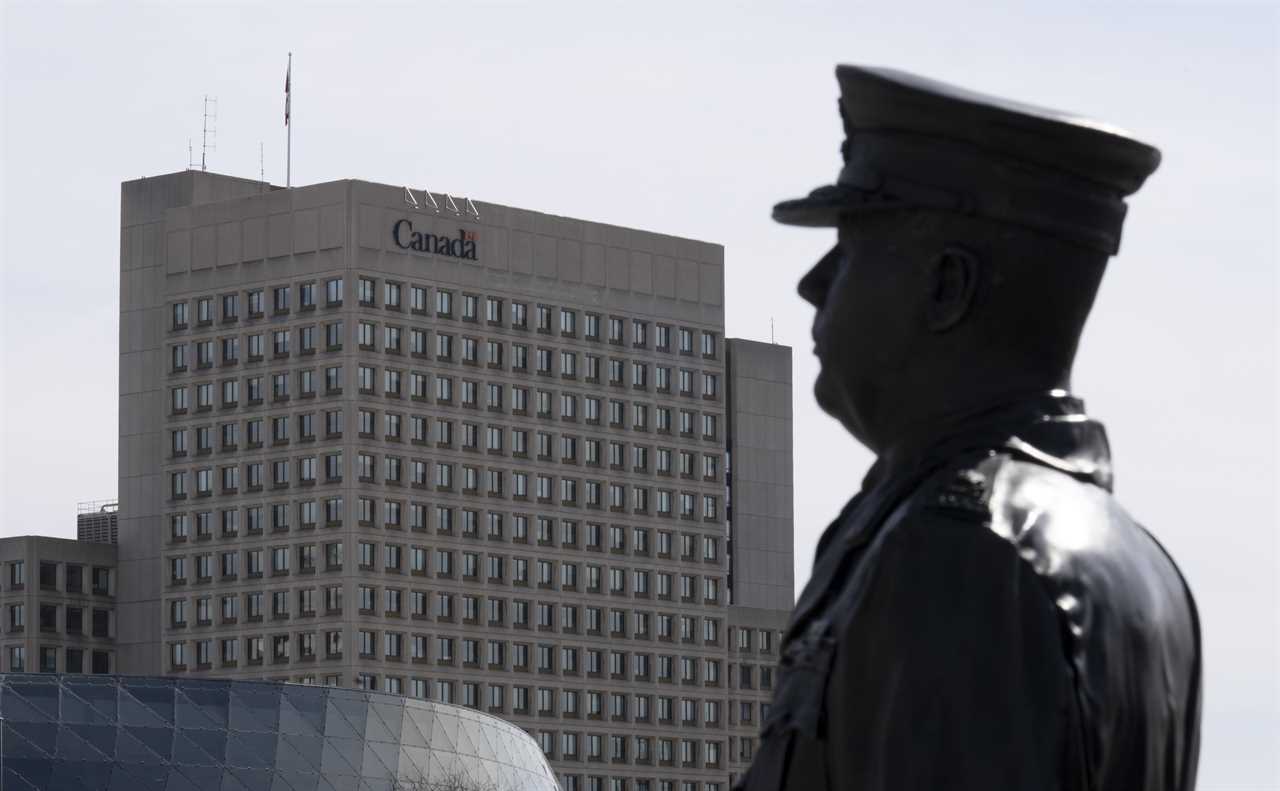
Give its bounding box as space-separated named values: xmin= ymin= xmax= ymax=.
xmin=735 ymin=393 xmax=1201 ymax=791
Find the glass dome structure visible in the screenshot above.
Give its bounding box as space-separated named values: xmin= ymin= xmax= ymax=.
xmin=0 ymin=673 xmax=560 ymax=791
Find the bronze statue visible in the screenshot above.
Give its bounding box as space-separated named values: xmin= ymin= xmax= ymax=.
xmin=736 ymin=66 xmax=1201 ymax=790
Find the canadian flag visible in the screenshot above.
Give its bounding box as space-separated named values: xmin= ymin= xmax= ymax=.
xmin=284 ymin=59 xmax=291 ymax=126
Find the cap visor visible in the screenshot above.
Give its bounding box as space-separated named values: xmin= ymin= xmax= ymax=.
xmin=772 ymin=194 xmax=845 ymax=227
xmin=772 ymin=183 xmax=907 ymax=226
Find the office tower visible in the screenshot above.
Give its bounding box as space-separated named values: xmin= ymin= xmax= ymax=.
xmin=118 ymin=170 xmax=793 ymax=790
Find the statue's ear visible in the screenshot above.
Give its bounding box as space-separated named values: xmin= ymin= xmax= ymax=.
xmin=926 ymin=246 xmax=979 ymax=332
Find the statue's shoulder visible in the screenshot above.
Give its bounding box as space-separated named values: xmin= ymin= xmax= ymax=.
xmin=868 ymin=451 xmax=1101 ymax=575
xmin=885 ymin=452 xmax=1005 ymax=533
xmin=897 ymin=450 xmax=1119 ymax=545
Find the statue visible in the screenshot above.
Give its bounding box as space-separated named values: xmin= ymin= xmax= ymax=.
xmin=735 ymin=66 xmax=1201 ymax=790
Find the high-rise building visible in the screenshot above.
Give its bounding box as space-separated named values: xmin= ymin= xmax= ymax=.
xmin=77 ymin=500 xmax=120 ymax=544
xmin=117 ymin=170 xmax=793 ymax=790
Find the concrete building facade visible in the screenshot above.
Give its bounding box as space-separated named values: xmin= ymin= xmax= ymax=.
xmin=0 ymin=536 xmax=118 ymax=676
xmin=117 ymin=170 xmax=793 ymax=791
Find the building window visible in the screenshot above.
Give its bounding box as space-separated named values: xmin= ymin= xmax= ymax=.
xmin=324 ymin=278 xmax=343 ymax=305
xmin=27 ymin=637 xmax=55 ymax=671
xmin=222 ymin=335 xmax=241 ymax=366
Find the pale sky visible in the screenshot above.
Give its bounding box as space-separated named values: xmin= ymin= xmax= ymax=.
xmin=1 ymin=2 xmax=1276 ymax=787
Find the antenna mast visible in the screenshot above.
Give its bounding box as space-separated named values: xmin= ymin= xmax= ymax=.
xmin=259 ymin=142 xmax=265 ymax=189
xmin=200 ymin=95 xmax=218 ymax=172
xmin=285 ymin=53 xmax=292 ymax=188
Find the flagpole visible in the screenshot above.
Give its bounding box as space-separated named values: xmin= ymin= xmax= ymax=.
xmin=286 ymin=52 xmax=292 ymax=188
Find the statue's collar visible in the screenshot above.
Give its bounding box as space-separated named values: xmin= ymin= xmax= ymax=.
xmin=863 ymin=390 xmax=1114 ymax=493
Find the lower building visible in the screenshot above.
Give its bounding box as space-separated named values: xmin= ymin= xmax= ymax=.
xmin=0 ymin=537 xmax=117 ymax=676
xmin=0 ymin=673 xmax=560 ymax=791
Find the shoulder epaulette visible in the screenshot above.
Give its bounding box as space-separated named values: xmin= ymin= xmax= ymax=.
xmin=930 ymin=467 xmax=991 ymax=518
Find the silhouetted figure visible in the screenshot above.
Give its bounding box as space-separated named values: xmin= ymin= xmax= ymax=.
xmin=735 ymin=66 xmax=1201 ymax=791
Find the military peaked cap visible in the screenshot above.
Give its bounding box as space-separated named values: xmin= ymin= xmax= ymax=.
xmin=773 ymin=65 xmax=1161 ymax=254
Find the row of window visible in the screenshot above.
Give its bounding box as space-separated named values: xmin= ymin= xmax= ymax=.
xmin=3 ymin=644 xmax=111 ymax=674
xmin=169 ymin=515 xmax=722 ymax=562
xmin=172 ymin=278 xmax=720 ymax=358
xmin=560 ymin=775 xmax=729 ymax=791
xmin=177 ymin=407 xmax=721 ymax=464
xmin=170 ymin=325 xmax=722 ymax=399
xmin=166 ymin=629 xmax=757 ymax=709
xmin=166 ymin=570 xmax=728 ymax=625
xmin=163 ymin=612 xmax=738 ymax=681
xmin=540 ymin=728 xmax=731 ymax=767
xmin=171 ymin=411 xmax=722 ymax=479
xmin=167 ymin=627 xmax=750 ymax=681
xmin=2 ymin=560 xmax=112 ymax=595
xmin=168 ymin=372 xmax=723 ymax=440
xmin=167 ymin=459 xmax=723 ymax=520
xmin=5 ymin=603 xmax=112 ymax=637
xmin=163 ymin=548 xmax=724 ymax=608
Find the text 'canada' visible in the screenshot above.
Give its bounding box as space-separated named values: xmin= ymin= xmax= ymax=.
xmin=393 ymin=219 xmax=478 ymax=261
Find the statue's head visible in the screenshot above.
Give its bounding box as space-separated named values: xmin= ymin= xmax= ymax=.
xmin=776 ymin=67 xmax=1161 ymax=452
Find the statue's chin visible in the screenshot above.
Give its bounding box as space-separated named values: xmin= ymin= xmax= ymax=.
xmin=815 ymin=370 xmax=878 ymax=450
xmin=814 ymin=372 xmax=852 ymax=431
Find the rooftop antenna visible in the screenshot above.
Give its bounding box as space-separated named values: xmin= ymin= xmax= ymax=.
xmin=200 ymin=95 xmax=218 ymax=172
xmin=284 ymin=53 xmax=292 ymax=187
xmin=464 ymin=197 xmax=481 ymax=221
xmin=187 ymin=138 xmax=195 ymax=170
xmin=259 ymin=142 xmax=265 ymax=190
xmin=770 ymin=317 xmax=775 ymax=344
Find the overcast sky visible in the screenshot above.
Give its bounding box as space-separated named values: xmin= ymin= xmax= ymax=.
xmin=2 ymin=1 xmax=1276 ymax=787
